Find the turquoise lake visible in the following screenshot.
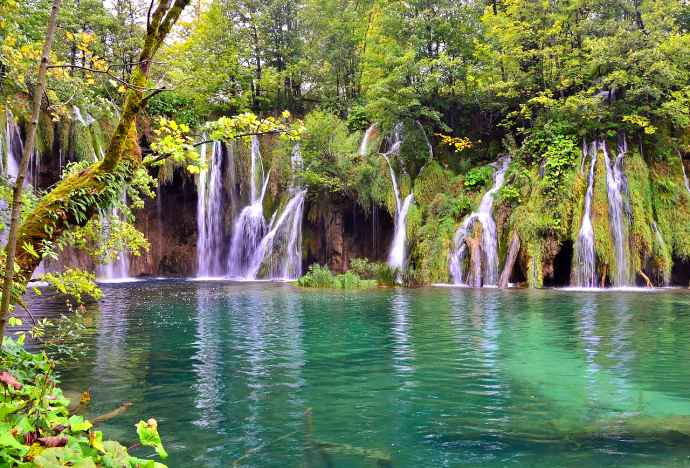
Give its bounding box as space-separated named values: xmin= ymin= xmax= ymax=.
xmin=32 ymin=281 xmax=690 ymax=467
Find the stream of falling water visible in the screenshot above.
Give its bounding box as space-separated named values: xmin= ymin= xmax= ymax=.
xmin=226 ymin=139 xmax=306 ymax=280
xmin=449 ymin=157 xmax=511 ymax=287
xmin=196 ymin=141 xmax=226 ymax=277
xmin=604 ymin=137 xmax=632 ymax=287
xmin=359 ymin=123 xmax=378 ymax=156
xmin=380 ymin=124 xmax=414 ymax=273
xmin=681 ymin=156 xmax=690 ymax=195
xmin=572 ymin=141 xmax=598 ymax=287
xmin=227 ymin=137 xmax=270 ymax=278
xmin=97 ymin=191 xmax=131 ymax=281
xmin=2 ymin=110 xmax=22 ymax=180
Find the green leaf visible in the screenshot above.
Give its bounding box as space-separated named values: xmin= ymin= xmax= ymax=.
xmin=68 ymin=414 xmax=93 ymax=432
xmin=135 ymin=419 xmax=168 ymax=459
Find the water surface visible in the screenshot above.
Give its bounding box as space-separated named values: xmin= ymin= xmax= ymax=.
xmin=30 ymin=282 xmax=690 ymax=467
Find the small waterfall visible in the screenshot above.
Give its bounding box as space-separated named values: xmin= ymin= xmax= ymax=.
xmin=604 ymin=137 xmax=632 ymax=286
xmin=227 ymin=136 xmax=270 ymax=278
xmin=572 ymin=141 xmax=598 ymax=287
xmin=98 ymin=191 xmax=131 ymax=281
xmin=196 ymin=141 xmax=226 ymax=277
xmin=384 ymin=155 xmax=414 ymax=271
xmin=652 ymin=222 xmax=671 ymax=286
xmin=449 ymin=156 xmax=511 ymax=287
xmin=359 ymin=123 xmax=378 ymax=156
xmin=2 ymin=110 xmax=21 ymax=180
xmin=245 ymin=189 xmax=307 ymax=280
xmin=681 ymin=156 xmax=690 ymax=195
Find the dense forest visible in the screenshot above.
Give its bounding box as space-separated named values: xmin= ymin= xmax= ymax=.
xmin=2 ymin=0 xmax=690 ymax=296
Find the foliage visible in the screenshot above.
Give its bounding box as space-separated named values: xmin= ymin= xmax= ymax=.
xmin=463 ymin=166 xmax=493 ymax=191
xmin=349 ymin=258 xmax=396 ymax=286
xmin=435 ymin=133 xmax=472 ymax=154
xmin=0 ymin=337 xmax=168 ymax=467
xmin=42 ymin=269 xmax=101 ymax=305
xmin=297 ymin=264 xmax=378 ymax=289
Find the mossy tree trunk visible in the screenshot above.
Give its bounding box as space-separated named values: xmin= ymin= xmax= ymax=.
xmin=0 ymin=0 xmax=191 ymax=339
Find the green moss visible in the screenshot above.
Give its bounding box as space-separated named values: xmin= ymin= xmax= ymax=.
xmin=651 ymin=155 xmax=690 ymax=260
xmin=624 ymin=150 xmax=656 ymax=275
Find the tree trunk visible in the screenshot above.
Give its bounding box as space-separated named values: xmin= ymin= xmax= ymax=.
xmin=0 ymin=0 xmax=190 ymax=339
xmin=498 ymin=231 xmax=520 ymax=288
xmin=0 ymin=0 xmax=62 ymax=338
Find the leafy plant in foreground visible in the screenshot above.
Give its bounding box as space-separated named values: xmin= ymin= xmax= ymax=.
xmin=0 ymin=336 xmax=168 ymax=467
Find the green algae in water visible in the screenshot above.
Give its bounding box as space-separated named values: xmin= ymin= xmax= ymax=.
xmin=31 ymin=282 xmax=690 ymax=467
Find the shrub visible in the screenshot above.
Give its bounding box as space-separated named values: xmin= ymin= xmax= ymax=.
xmin=463 ymin=166 xmax=494 ymax=191
xmin=349 ymin=258 xmax=397 ymax=286
xmin=297 ymin=264 xmax=377 ymax=289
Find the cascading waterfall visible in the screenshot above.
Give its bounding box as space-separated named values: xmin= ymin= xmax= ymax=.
xmin=449 ymin=156 xmax=511 ymax=287
xmin=604 ymin=137 xmax=632 ymax=287
xmin=384 ymin=155 xmax=414 ymax=271
xmin=98 ymin=191 xmax=131 ymax=281
xmin=380 ymin=123 xmax=414 ymax=272
xmin=196 ymin=141 xmax=226 ymax=277
xmin=228 ymin=141 xmax=305 ymax=280
xmin=227 ymin=136 xmax=271 ymax=278
xmin=245 ymin=189 xmax=307 ymax=280
xmin=359 ymin=123 xmax=378 ymax=156
xmin=572 ymin=141 xmax=599 ymax=287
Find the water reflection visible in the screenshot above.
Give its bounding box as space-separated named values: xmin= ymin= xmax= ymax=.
xmin=193 ymin=287 xmax=225 ymax=430
xmin=391 ymin=290 xmax=415 ymax=375
xmin=40 ymin=284 xmax=690 ymax=467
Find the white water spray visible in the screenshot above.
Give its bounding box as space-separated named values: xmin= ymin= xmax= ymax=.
xmin=449 ymin=157 xmax=511 ymax=287
xmin=681 ymin=156 xmax=690 ymax=196
xmin=384 ymin=155 xmax=414 ymax=271
xmin=604 ymin=137 xmax=632 ymax=287
xmin=572 ymin=141 xmax=598 ymax=287
xmin=359 ymin=123 xmax=378 ymax=156
xmin=196 ymin=141 xmax=226 ymax=277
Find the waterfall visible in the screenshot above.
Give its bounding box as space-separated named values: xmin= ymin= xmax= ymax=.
xmin=2 ymin=110 xmax=21 ymax=180
xmin=384 ymin=155 xmax=414 ymax=271
xmin=681 ymin=156 xmax=690 ymax=195
xmin=245 ymin=189 xmax=307 ymax=280
xmin=359 ymin=123 xmax=378 ymax=156
xmin=228 ymin=141 xmax=305 ymax=280
xmin=196 ymin=141 xmax=226 ymax=277
xmin=449 ymin=156 xmax=511 ymax=287
xmin=651 ymin=222 xmax=671 ymax=286
xmin=379 ymin=123 xmax=414 ymax=273
xmin=572 ymin=141 xmax=598 ymax=287
xmin=227 ymin=136 xmax=270 ymax=278
xmin=604 ymin=137 xmax=632 ymax=286
xmin=98 ymin=191 xmax=131 ymax=281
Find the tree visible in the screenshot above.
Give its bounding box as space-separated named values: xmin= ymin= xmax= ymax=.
xmin=0 ymin=0 xmax=192 ymax=339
